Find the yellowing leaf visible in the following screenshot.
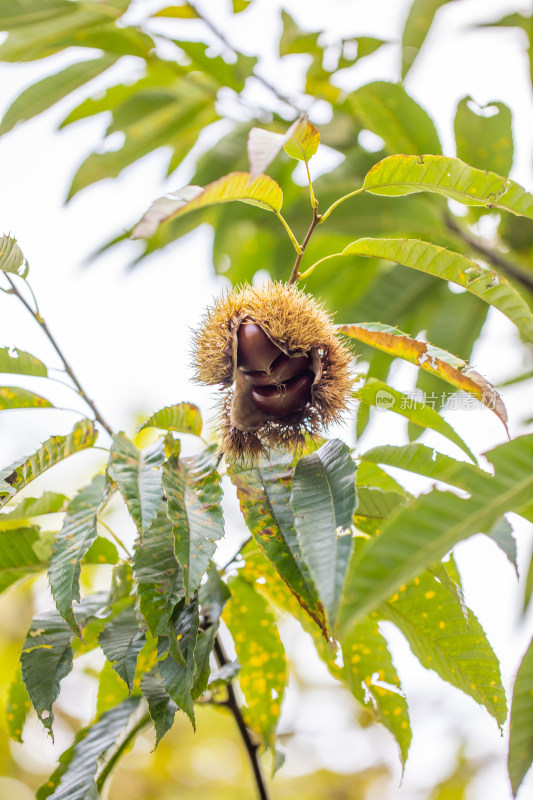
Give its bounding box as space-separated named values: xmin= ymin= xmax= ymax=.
xmin=283 ymin=116 xmax=320 ymax=162
xmin=132 ymin=172 xmax=283 ymax=238
xmin=339 ymin=322 xmax=507 ymax=432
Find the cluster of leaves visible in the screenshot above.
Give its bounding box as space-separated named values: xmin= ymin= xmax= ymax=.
xmin=1 ymin=0 xmax=533 ymax=798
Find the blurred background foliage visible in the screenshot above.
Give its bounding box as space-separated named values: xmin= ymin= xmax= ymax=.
xmin=1 ymin=0 xmax=533 ymax=798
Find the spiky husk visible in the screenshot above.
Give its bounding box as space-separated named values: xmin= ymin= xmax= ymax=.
xmin=193 ymin=282 xmax=353 ymax=460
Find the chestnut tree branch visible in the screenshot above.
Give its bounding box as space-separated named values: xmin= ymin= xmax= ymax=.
xmin=288 ymin=206 xmax=321 ymax=285
xmin=4 ymin=274 xmax=114 ymax=437
xmin=214 ymin=636 xmax=270 ymax=800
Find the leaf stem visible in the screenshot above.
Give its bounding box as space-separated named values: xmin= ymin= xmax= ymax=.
xmin=98 ymin=518 xmax=132 ymax=559
xmin=305 ymin=161 xmax=318 ymax=209
xmin=214 ymin=636 xmax=270 ymax=800
xmin=276 ymin=213 xmax=302 ymax=254
xmin=288 ymin=207 xmax=324 ymax=285
xmin=320 ymin=187 xmax=365 ymax=223
xmin=96 ymin=711 xmax=151 ymax=792
xmin=4 ymin=274 xmax=114 ymax=437
xmin=297 ymin=252 xmax=340 ymax=281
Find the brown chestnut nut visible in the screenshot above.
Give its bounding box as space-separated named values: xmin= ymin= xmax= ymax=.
xmin=242 ymin=353 xmax=310 ymax=387
xmin=250 ymin=371 xmax=314 ymax=417
xmin=237 ymin=321 xmax=281 ymax=373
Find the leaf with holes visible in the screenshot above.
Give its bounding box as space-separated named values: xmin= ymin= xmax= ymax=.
xmin=340 ymin=238 xmax=533 ymax=345
xmin=36 ymin=696 xmax=141 ymax=800
xmin=381 ymin=570 xmax=507 ymax=727
xmin=228 ymin=451 xmax=327 ymax=635
xmin=108 ymin=433 xmax=164 ymax=536
xmin=133 ymin=502 xmax=184 ymax=636
xmin=338 ymin=434 xmax=533 ymax=634
xmin=342 ymin=615 xmax=411 ymax=764
xmin=0 ymin=386 xmax=52 ymax=410
xmin=355 ymin=378 xmax=476 ymax=462
xmin=291 ymin=439 xmax=357 ymax=626
xmin=98 ymin=605 xmax=145 ymax=692
xmin=132 ymin=172 xmax=283 ymax=238
xmin=223 ymin=575 xmax=287 ymax=748
xmin=21 ymin=593 xmax=108 ymax=735
xmin=162 ymin=446 xmax=224 ymax=599
xmin=139 ymin=403 xmax=203 ymax=437
xmin=48 ymin=474 xmax=108 ymax=635
xmin=508 ymin=636 xmax=533 ymax=796
xmin=455 ymin=96 xmax=513 ymax=176
xmin=0 ymin=420 xmax=97 ymax=508
xmin=340 ymin=322 xmax=507 ymax=431
xmin=362 ymin=155 xmax=533 ymax=218
xmin=0 ymin=346 xmax=47 ymax=377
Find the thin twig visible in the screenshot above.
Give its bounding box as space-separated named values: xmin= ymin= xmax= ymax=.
xmin=220 ymin=535 xmax=252 ymax=572
xmin=186 ymin=1 xmax=303 ymax=115
xmin=445 ymin=213 xmax=533 ymax=292
xmin=288 ymin=206 xmax=321 ymax=285
xmin=214 ymin=636 xmax=270 ymax=800
xmin=4 ymin=274 xmax=114 ymax=436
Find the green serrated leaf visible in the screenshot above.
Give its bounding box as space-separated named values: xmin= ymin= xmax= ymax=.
xmin=342 ymin=616 xmax=411 ymax=764
xmin=348 ymin=81 xmax=441 ymax=155
xmin=223 ymin=575 xmax=287 ymax=747
xmin=363 ymin=154 xmax=533 ymax=219
xmin=139 ymin=403 xmax=203 ymax=436
xmin=0 ymin=385 xmax=52 ymax=410
xmin=0 ymin=420 xmax=97 ymax=508
xmin=291 ymin=439 xmax=356 ymax=626
xmin=133 ymin=501 xmax=184 ymax=636
xmin=158 ymin=596 xmax=200 ymax=728
xmin=508 ymin=636 xmax=533 ymax=795
xmin=338 ymin=435 xmax=533 ymax=634
xmin=162 ymin=446 xmax=224 ymax=599
xmin=0 ymin=346 xmax=47 ymax=376
xmin=99 ymin=605 xmax=145 ymax=692
xmin=0 ymin=55 xmax=118 ymax=135
xmin=382 ymin=570 xmax=507 ymax=727
xmin=21 ymin=592 xmax=108 ymax=735
xmin=341 ymin=238 xmax=533 ymax=346
xmin=36 ymin=695 xmax=141 ymax=800
xmin=108 ymin=432 xmax=164 ymax=536
xmin=354 ymin=486 xmax=407 ymax=520
xmin=5 ymin=666 xmax=31 ymax=742
xmin=355 ymin=378 xmax=477 ymax=462
xmin=141 ymin=669 xmax=178 ymax=746
xmin=228 ymin=451 xmax=327 ymax=636
xmin=48 ymin=474 xmax=108 ymax=635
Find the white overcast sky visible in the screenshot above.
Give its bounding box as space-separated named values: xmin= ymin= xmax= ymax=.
xmin=1 ymin=1 xmax=533 ymax=797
